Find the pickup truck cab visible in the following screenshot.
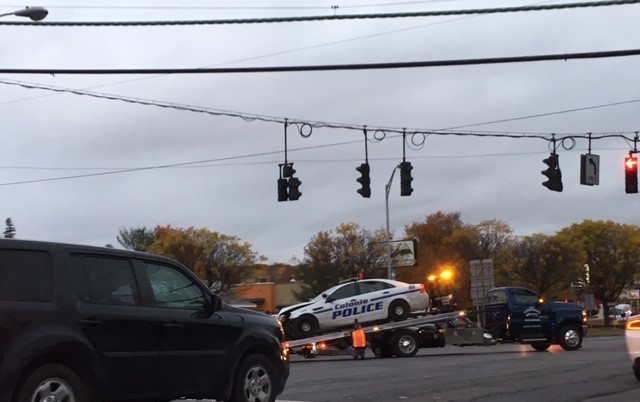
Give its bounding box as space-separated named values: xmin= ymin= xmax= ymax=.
xmin=484 ymin=287 xmax=587 ymax=351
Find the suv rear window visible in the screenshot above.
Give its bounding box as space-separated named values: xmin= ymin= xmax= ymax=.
xmin=72 ymin=255 xmax=139 ymax=306
xmin=0 ymin=249 xmax=53 ymax=302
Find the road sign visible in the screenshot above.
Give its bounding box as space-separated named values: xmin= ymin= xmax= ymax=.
xmin=580 ymin=154 xmax=600 ymax=186
xmin=469 ymin=259 xmax=494 ymax=306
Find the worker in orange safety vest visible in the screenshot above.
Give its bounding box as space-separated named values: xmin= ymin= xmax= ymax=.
xmin=351 ymin=320 xmax=367 ymax=360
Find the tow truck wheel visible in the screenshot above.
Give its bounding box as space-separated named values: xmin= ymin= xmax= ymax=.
xmin=294 ymin=316 xmax=318 ymax=338
xmin=531 ymin=342 xmax=551 ymax=351
xmin=390 ymin=330 xmax=419 ymax=357
xmin=557 ymin=325 xmax=582 ymax=351
xmin=388 ymin=300 xmax=410 ymax=321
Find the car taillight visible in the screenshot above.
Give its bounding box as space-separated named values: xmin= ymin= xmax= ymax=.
xmin=420 ymin=284 xmax=426 ymax=293
xmin=627 ymin=318 xmax=640 ymax=330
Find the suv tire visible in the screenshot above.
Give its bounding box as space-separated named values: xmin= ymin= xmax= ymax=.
xmin=17 ymin=363 xmax=89 ymax=402
xmin=229 ymin=354 xmax=277 ymax=402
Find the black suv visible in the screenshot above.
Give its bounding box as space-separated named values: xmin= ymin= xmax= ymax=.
xmin=0 ymin=239 xmax=289 ymax=402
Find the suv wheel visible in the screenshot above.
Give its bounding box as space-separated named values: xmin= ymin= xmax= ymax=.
xmin=229 ymin=354 xmax=277 ymax=402
xmin=18 ymin=364 xmax=89 ymax=402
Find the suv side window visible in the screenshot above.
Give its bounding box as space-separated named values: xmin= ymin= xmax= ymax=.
xmin=0 ymin=249 xmax=53 ymax=302
xmin=145 ymin=263 xmax=205 ymax=309
xmin=72 ymin=255 xmax=139 ymax=306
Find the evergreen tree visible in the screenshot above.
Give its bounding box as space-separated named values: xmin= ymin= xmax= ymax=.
xmin=3 ymin=218 xmax=16 ymax=239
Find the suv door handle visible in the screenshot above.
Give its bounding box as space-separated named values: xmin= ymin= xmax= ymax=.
xmin=163 ymin=322 xmax=184 ymax=329
xmin=79 ymin=319 xmax=103 ymax=327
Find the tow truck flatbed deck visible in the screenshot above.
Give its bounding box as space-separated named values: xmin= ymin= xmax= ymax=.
xmin=285 ymin=310 xmax=467 ymax=348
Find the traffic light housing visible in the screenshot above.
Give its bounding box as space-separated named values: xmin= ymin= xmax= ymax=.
xmin=541 ymin=153 xmax=563 ymax=192
xmin=277 ymin=178 xmax=288 ymax=202
xmin=288 ymin=177 xmax=302 ymax=200
xmin=400 ymin=161 xmax=413 ymax=196
xmin=356 ymin=163 xmax=371 ymax=198
xmin=277 ymin=163 xmax=302 ymax=202
xmin=625 ymin=155 xmax=638 ymax=194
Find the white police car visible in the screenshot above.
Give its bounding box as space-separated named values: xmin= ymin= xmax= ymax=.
xmin=278 ymin=278 xmax=429 ymax=339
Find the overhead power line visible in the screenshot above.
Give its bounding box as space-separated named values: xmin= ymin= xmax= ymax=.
xmin=2 ymin=78 xmax=639 ymax=136
xmin=2 ymin=48 xmax=640 ymax=75
xmin=0 ymin=0 xmax=461 ymax=11
xmin=1 ymin=0 xmax=638 ymax=26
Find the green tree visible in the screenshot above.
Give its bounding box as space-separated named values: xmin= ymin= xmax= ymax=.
xmin=117 ymin=226 xmax=156 ymax=251
xmin=3 ymin=218 xmax=16 ymax=239
xmin=556 ymin=220 xmax=640 ymax=326
xmin=147 ymin=225 xmax=262 ymax=291
xmin=297 ymin=223 xmax=388 ymax=299
xmin=498 ymin=234 xmax=580 ymax=299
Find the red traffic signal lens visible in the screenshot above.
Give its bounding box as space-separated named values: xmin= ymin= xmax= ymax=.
xmin=625 ymin=156 xmax=638 ymax=170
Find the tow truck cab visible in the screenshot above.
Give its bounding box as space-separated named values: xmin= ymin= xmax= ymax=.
xmin=484 ymin=287 xmax=587 ymax=351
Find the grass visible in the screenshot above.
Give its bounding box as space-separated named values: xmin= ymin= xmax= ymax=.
xmin=587 ymin=325 xmax=626 ymax=337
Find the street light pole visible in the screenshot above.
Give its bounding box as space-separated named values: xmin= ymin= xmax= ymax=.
xmin=0 ymin=6 xmax=48 ymax=21
xmin=385 ymin=164 xmax=400 ymax=280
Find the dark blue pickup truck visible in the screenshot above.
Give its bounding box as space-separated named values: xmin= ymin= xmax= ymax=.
xmin=484 ymin=287 xmax=588 ymax=351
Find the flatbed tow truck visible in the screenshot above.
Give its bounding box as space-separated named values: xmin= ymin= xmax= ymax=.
xmin=284 ymin=286 xmax=588 ymax=358
xmin=284 ymin=310 xmax=491 ymax=359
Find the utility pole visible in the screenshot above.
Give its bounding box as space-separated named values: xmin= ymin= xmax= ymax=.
xmin=385 ymin=164 xmax=401 ymax=280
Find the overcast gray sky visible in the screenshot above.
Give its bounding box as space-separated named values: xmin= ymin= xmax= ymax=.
xmin=1 ymin=0 xmax=640 ymax=263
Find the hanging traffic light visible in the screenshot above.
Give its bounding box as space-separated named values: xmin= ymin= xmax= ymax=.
xmin=625 ymin=155 xmax=638 ymax=194
xmin=282 ymin=163 xmax=296 ymax=178
xmin=288 ymin=177 xmax=302 ymax=200
xmin=541 ymin=153 xmax=563 ymax=192
xmin=400 ymin=161 xmax=413 ymax=196
xmin=277 ymin=178 xmax=288 ymax=202
xmin=277 ymin=163 xmax=302 ymax=202
xmin=356 ymin=163 xmax=371 ymax=198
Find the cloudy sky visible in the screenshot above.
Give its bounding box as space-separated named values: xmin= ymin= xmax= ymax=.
xmin=1 ymin=0 xmax=640 ymax=263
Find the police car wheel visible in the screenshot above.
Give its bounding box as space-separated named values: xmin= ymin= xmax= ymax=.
xmin=388 ymin=300 xmax=410 ymax=321
xmin=295 ymin=316 xmax=318 ymax=338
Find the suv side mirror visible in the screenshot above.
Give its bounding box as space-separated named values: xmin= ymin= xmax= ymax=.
xmin=205 ymin=294 xmax=223 ymax=314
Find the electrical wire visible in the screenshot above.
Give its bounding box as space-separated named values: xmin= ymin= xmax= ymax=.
xmin=1 ymin=0 xmax=637 ymax=26
xmin=2 ymin=48 xmax=640 ymax=75
xmin=2 ymin=78 xmax=639 ymax=137
xmin=0 ymin=1 xmax=462 ymax=11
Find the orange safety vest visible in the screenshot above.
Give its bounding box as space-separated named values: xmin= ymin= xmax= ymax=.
xmin=352 ymin=329 xmax=366 ymax=348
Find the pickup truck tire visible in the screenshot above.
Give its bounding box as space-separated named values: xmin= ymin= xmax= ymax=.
xmin=557 ymin=325 xmax=582 ymax=351
xmin=17 ymin=363 xmax=90 ymax=402
xmin=388 ymin=300 xmax=410 ymax=321
xmin=390 ymin=329 xmax=419 ymax=357
xmin=229 ymin=354 xmax=277 ymax=402
xmin=294 ymin=315 xmax=318 ymax=338
xmin=531 ymin=342 xmax=551 ymax=351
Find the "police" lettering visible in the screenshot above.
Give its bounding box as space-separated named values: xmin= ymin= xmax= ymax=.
xmin=332 ymin=301 xmax=383 ymax=319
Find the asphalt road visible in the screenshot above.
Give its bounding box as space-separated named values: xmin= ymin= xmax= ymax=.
xmin=277 ymin=336 xmax=640 ymax=402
